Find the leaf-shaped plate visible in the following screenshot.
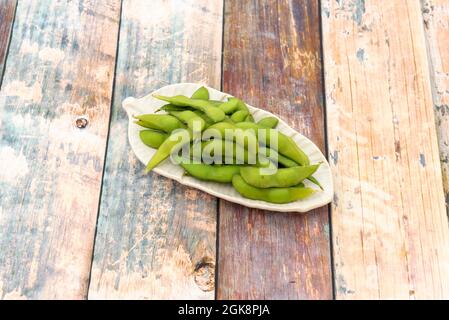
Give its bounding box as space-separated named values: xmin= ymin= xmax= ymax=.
xmin=123 ymin=83 xmax=333 ymax=213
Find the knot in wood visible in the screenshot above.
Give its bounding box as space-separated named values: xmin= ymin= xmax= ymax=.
xmin=193 ymin=259 xmax=215 ymax=292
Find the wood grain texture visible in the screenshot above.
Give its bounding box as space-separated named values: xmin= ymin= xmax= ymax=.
xmin=88 ymin=0 xmax=223 ymax=299
xmin=0 ymin=0 xmax=120 ymax=299
xmin=217 ymin=0 xmax=332 ymax=299
xmin=0 ymin=0 xmax=16 ymax=84
xmin=422 ymin=0 xmax=449 ymax=213
xmin=321 ymin=0 xmax=449 ymax=299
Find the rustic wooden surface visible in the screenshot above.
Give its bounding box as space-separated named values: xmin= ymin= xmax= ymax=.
xmin=88 ymin=0 xmax=223 ymax=299
xmin=422 ymin=0 xmax=449 ymax=213
xmin=0 ymin=0 xmax=120 ymax=299
xmin=0 ymin=0 xmax=16 ymax=84
xmin=217 ymin=0 xmax=332 ymax=299
xmin=322 ymin=0 xmax=449 ymax=299
xmin=0 ymin=0 xmax=449 ymax=300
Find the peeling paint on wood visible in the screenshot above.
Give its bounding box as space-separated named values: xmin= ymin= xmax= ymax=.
xmin=422 ymin=0 xmax=449 ymax=212
xmin=0 ymin=0 xmax=120 ymax=299
xmin=87 ymin=0 xmax=223 ymax=300
xmin=217 ymin=0 xmax=332 ymax=300
xmin=322 ymin=0 xmax=449 ymax=299
xmin=0 ymin=0 xmax=16 ymax=85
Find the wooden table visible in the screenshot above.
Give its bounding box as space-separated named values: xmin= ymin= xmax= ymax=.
xmin=0 ymin=0 xmax=448 ymax=300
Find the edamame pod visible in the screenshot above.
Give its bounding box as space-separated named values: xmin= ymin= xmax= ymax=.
xmin=232 ymin=175 xmax=314 ymax=204
xmin=193 ymin=110 xmax=213 ymax=126
xmin=259 ymin=146 xmax=322 ymax=188
xmin=208 ymin=100 xmax=227 ymax=106
xmin=219 ymin=98 xmax=240 ymax=114
xmin=198 ymin=139 xmax=258 ymax=165
xmin=169 ymin=110 xmax=206 ymax=131
xmin=156 ymin=104 xmax=192 ymax=113
xmin=191 ymin=86 xmax=209 ymax=100
xmin=153 ymin=94 xmax=225 ymax=123
xmin=145 ymin=129 xmax=192 ymax=173
xmin=240 ymin=165 xmax=320 ymax=188
xmin=230 ymin=98 xmax=254 ymax=122
xmin=230 ymin=110 xmax=249 ymax=122
xmin=259 ymin=146 xmax=300 ymax=168
xmin=134 ymin=114 xmax=186 ymax=133
xmin=139 ymin=130 xmax=168 ymax=149
xmin=257 ymin=116 xmax=278 ymax=128
xmin=181 ymin=162 xmax=241 ymax=183
xmin=235 ymin=122 xmax=309 ymax=166
xmin=204 ymin=122 xmax=259 ymax=153
xmin=245 ymin=113 xmax=255 ymax=122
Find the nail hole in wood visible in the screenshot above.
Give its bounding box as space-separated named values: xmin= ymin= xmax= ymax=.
xmin=75 ymin=117 xmax=88 ymax=129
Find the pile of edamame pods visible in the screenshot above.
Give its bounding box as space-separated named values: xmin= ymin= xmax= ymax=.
xmin=135 ymin=86 xmax=322 ymax=204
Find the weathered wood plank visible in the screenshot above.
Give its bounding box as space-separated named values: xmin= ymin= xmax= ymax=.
xmin=217 ymin=0 xmax=332 ymax=299
xmin=0 ymin=0 xmax=16 ymax=84
xmin=422 ymin=0 xmax=449 ymax=213
xmin=88 ymin=0 xmax=223 ymax=299
xmin=0 ymin=0 xmax=120 ymax=299
xmin=321 ymin=0 xmax=449 ymax=299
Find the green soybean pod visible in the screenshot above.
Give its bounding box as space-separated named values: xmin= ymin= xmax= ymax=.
xmin=193 ymin=110 xmax=213 ymax=126
xmin=260 ymin=146 xmax=322 ymax=189
xmin=191 ymin=86 xmax=209 ymax=100
xmin=204 ymin=122 xmax=259 ymax=153
xmin=139 ymin=130 xmax=168 ymax=149
xmin=209 ymin=99 xmax=227 ymax=106
xmin=307 ymin=176 xmax=323 ymax=190
xmin=232 ymin=98 xmax=254 ymax=122
xmin=153 ymin=94 xmax=225 ymax=123
xmin=180 ymin=162 xmax=241 ymax=183
xmin=156 ymin=104 xmax=191 ymax=113
xmin=218 ymin=98 xmax=240 ymax=114
xmin=145 ymin=128 xmax=192 ymax=173
xmin=259 ymin=146 xmax=299 ymax=168
xmin=257 ymin=116 xmax=279 ymax=128
xmin=235 ymin=122 xmax=309 ymax=166
xmin=244 ymin=113 xmax=255 ymax=122
xmin=134 ymin=114 xmax=186 ymax=133
xmin=135 ymin=120 xmax=152 ymax=128
xmin=168 ymin=110 xmax=206 ymax=131
xmin=232 ymin=175 xmax=315 ymax=204
xmin=199 ymin=139 xmax=258 ymax=165
xmin=240 ymin=164 xmax=320 ymax=188
xmin=230 ymin=110 xmax=249 ymax=122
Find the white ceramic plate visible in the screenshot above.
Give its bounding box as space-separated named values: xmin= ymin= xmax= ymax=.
xmin=123 ymin=83 xmax=333 ymax=212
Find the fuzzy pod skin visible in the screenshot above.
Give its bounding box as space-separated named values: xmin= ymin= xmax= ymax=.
xmin=134 ymin=114 xmax=186 ymax=133
xmin=156 ymin=104 xmax=192 ymax=113
xmin=257 ymin=116 xmax=279 ymax=128
xmin=218 ymin=98 xmax=240 ymax=114
xmin=258 ymin=146 xmax=300 ymax=168
xmin=139 ymin=130 xmax=168 ymax=149
xmin=153 ymin=94 xmax=225 ymax=123
xmin=259 ymin=146 xmax=322 ymax=189
xmin=197 ymin=139 xmax=259 ymax=165
xmin=232 ymin=175 xmax=314 ymax=204
xmin=180 ymin=162 xmax=241 ymax=183
xmin=203 ymin=122 xmax=259 ymax=154
xmin=192 ymin=110 xmax=214 ymax=126
xmin=235 ymin=122 xmax=310 ymax=166
xmin=230 ymin=110 xmax=249 ymax=122
xmin=240 ymin=164 xmax=320 ymax=188
xmin=169 ymin=110 xmax=207 ymax=131
xmin=245 ymin=114 xmax=255 ymax=122
xmin=191 ymin=86 xmax=209 ymax=100
xmin=145 ymin=129 xmax=192 ymax=173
